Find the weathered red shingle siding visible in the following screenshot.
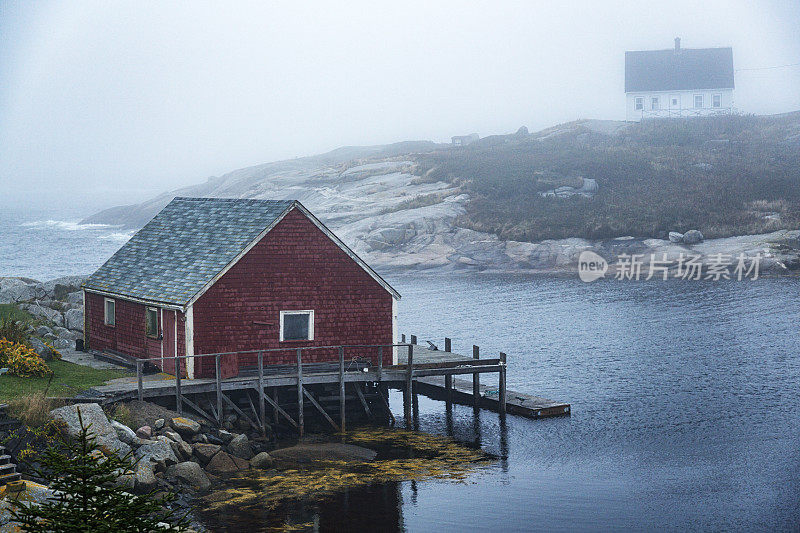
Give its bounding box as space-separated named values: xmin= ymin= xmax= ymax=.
xmin=192 ymin=208 xmax=393 ymax=378
xmin=85 ymin=291 xmax=185 ymax=374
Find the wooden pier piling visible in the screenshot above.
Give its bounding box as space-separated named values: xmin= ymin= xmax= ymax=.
xmin=472 ymin=345 xmax=480 ymax=407
xmin=296 ymin=348 xmax=304 ymax=436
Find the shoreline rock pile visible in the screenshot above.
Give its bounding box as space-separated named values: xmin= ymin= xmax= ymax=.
xmin=48 ymin=403 xmax=273 ymax=496
xmin=0 ymin=276 xmax=87 ymax=352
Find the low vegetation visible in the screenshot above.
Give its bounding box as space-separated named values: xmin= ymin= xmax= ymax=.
xmin=8 ymin=413 xmax=189 ymax=532
xmin=0 ymin=360 xmax=130 ymax=402
xmin=415 ymin=113 xmax=800 ymax=241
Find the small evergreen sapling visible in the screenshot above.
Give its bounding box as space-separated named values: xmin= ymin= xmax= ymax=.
xmin=10 ymin=411 xmax=190 ymax=532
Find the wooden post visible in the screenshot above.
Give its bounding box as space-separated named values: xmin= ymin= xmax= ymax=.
xmin=472 ymin=345 xmax=480 ymax=407
xmin=499 ymin=352 xmax=507 ymax=415
xmin=175 ymin=358 xmax=183 ymax=415
xmin=444 ymin=374 xmax=452 ymax=404
xmin=401 ymin=334 xmax=406 ymax=343
xmin=404 ymin=344 xmax=414 ymax=426
xmin=410 ymin=334 xmax=417 ymax=345
xmin=215 ymin=354 xmax=223 ymax=424
xmin=272 ymin=388 xmax=279 ymax=425
xmin=257 ymin=351 xmax=265 ymax=435
xmin=339 ymin=346 xmax=346 ymax=432
xmin=296 ymin=348 xmax=304 ymax=437
xmin=136 ymin=359 xmax=143 ymax=401
xmin=377 ymin=346 xmax=383 ymax=381
xmin=444 ymin=337 xmax=451 ymax=352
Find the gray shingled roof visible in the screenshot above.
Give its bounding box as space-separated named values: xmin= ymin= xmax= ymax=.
xmin=83 ymin=197 xmax=295 ymax=306
xmin=625 ymin=47 xmax=734 ymax=92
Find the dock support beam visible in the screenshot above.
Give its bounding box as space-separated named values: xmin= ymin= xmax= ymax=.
xmin=215 ymin=355 xmax=223 ymax=424
xmin=257 ymin=351 xmax=266 ymax=435
xmin=444 ymin=337 xmax=451 ymax=352
xmin=296 ymin=348 xmax=304 ymax=437
xmin=499 ymin=352 xmax=507 ymax=415
xmin=339 ymin=347 xmax=346 ymax=432
xmin=136 ymin=360 xmax=143 ymax=401
xmin=444 ymin=375 xmax=453 ymax=404
xmin=404 ymin=344 xmax=414 ymax=426
xmin=175 ymin=363 xmax=182 ymax=415
xmin=410 ymin=335 xmax=417 ymax=345
xmin=472 ymin=345 xmax=480 ymax=407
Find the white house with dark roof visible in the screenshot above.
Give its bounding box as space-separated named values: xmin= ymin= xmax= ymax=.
xmin=625 ymin=38 xmax=735 ymax=121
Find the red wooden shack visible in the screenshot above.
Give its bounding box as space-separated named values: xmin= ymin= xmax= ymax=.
xmin=82 ymin=197 xmax=400 ymax=379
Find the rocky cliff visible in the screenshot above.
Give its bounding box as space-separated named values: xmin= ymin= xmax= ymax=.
xmin=81 ymin=114 xmax=800 ymax=274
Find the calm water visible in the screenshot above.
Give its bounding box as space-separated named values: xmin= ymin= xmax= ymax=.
xmin=3 ymin=208 xmax=798 ymax=531
xmin=386 ymin=274 xmax=800 ymax=532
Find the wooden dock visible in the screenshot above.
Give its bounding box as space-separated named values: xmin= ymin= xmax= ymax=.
xmin=91 ymin=338 xmax=569 ymax=435
xmin=398 ymin=342 xmax=570 ymax=419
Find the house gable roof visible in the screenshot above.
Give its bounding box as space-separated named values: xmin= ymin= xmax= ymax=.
xmin=625 ymin=47 xmax=734 ymax=92
xmin=83 ymin=197 xmax=400 ymax=308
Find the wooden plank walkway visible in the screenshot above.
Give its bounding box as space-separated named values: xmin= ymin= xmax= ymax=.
xmin=90 ymin=340 xmax=569 ymax=431
xmin=399 ymin=345 xmax=570 ymax=418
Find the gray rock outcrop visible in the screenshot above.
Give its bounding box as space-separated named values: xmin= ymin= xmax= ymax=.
xmin=110 ymin=420 xmax=137 ymax=444
xmin=133 ymin=460 xmax=157 ymax=493
xmin=250 ymin=451 xmax=274 ymax=469
xmin=166 ymin=461 xmax=211 ymax=492
xmin=170 ymin=417 xmax=201 ymax=437
xmin=682 ymin=230 xmax=704 ymax=245
xmin=227 ymin=433 xmax=253 ymax=460
xmin=134 ymin=440 xmax=178 ymax=467
xmin=49 ymin=403 xmax=130 ymax=457
xmin=64 ymin=308 xmax=84 ymax=331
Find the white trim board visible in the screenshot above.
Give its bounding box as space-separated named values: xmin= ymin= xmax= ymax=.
xmin=84 ymin=287 xmax=183 ymax=311
xmin=279 ymin=309 xmax=315 ymax=341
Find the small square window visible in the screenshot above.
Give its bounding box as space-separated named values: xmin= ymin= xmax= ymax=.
xmin=145 ymin=307 xmax=159 ymax=338
xmin=280 ymin=310 xmax=314 ymax=341
xmin=672 ymin=98 xmax=678 ymax=106
xmin=712 ymin=94 xmax=721 ymax=108
xmin=650 ymin=97 xmax=659 ymax=110
xmin=634 ymin=97 xmax=643 ymax=111
xmin=694 ymin=94 xmax=703 ymax=108
xmin=104 ymin=298 xmax=115 ymax=326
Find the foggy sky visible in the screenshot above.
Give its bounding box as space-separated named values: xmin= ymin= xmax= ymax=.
xmin=1 ymin=1 xmax=799 ymax=209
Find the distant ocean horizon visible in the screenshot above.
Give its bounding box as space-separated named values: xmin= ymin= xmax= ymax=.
xmin=0 ymin=204 xmax=133 ymax=281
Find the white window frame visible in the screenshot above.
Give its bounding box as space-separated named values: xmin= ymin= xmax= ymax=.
xmin=104 ymin=298 xmax=116 ymax=327
xmin=634 ymin=96 xmax=644 ymax=111
xmin=670 ymin=96 xmax=679 ymax=108
xmin=279 ymin=310 xmax=314 ymax=342
xmin=712 ymin=94 xmax=721 ymax=108
xmin=650 ymin=96 xmax=659 ymax=110
xmin=694 ymin=94 xmax=704 ymax=108
xmin=145 ymin=307 xmax=159 ymax=338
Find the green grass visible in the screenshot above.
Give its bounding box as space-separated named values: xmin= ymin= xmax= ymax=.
xmin=0 ymin=303 xmax=34 ymax=323
xmin=0 ymin=359 xmax=131 ymax=402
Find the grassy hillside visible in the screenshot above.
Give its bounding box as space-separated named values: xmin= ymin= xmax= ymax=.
xmin=415 ymin=113 xmax=800 ymax=241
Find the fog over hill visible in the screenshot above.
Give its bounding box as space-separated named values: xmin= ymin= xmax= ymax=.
xmin=84 ymin=113 xmax=800 ymax=272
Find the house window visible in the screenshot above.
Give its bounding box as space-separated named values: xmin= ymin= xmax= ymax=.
xmin=634 ymin=97 xmax=643 ymax=111
xmin=671 ymin=98 xmax=679 ymax=107
xmin=280 ymin=310 xmax=314 ymax=341
xmin=104 ymin=298 xmax=115 ymax=326
xmin=712 ymin=94 xmax=721 ymax=108
xmin=650 ymin=96 xmax=660 ymax=110
xmin=694 ymin=94 xmax=703 ymax=108
xmin=145 ymin=307 xmax=159 ymax=338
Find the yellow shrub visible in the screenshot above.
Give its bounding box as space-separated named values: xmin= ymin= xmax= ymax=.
xmin=44 ymin=341 xmax=62 ymax=360
xmin=0 ymin=338 xmax=53 ymax=378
